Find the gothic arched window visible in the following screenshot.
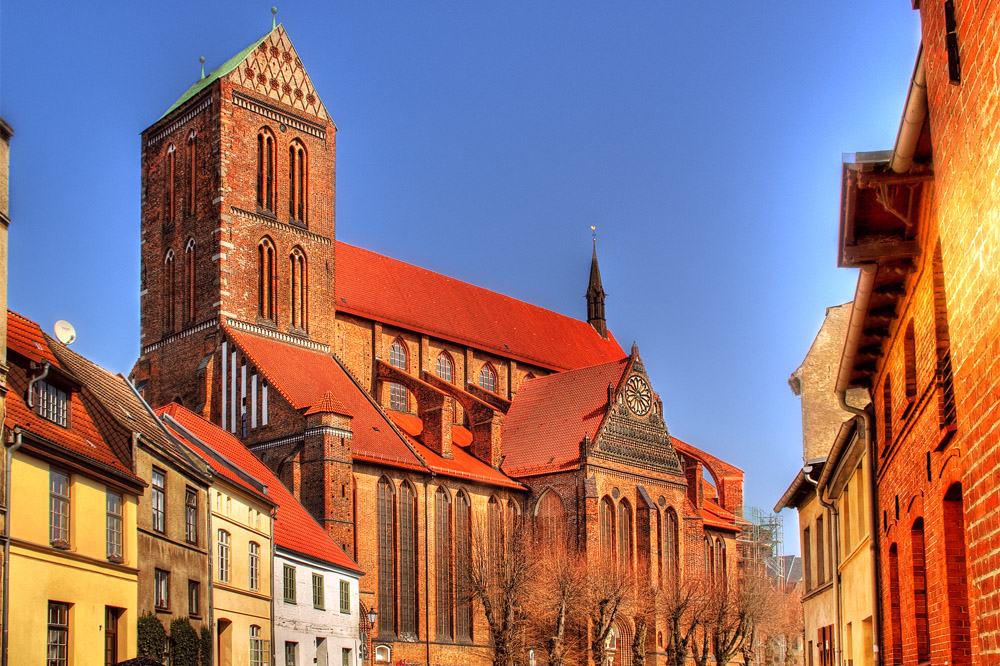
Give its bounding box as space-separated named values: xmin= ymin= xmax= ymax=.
xmin=434 ymin=487 xmax=453 ymax=640
xmin=535 ymin=489 xmax=566 ymax=548
xmin=187 ymin=130 xmax=197 ymax=216
xmin=618 ymin=500 xmax=633 ymax=572
xmin=257 ymin=128 xmax=276 ymax=212
xmin=257 ymin=238 xmax=277 ymax=321
xmin=184 ymin=238 xmax=196 ymax=323
xmin=166 ymin=144 xmax=177 ymax=223
xmin=436 ymin=353 xmax=454 ymax=383
xmin=389 ymin=339 xmax=408 ymax=412
xmin=399 ymin=481 xmax=418 ymax=638
xmin=455 ymin=491 xmax=472 ymax=641
xmin=164 ymin=249 xmax=176 ymax=332
xmin=289 ymin=246 xmax=308 ymax=331
xmin=488 ymin=496 xmax=503 ymax=559
xmin=288 ymin=140 xmax=308 ymax=224
xmin=479 ymin=364 xmax=497 ymax=393
xmin=664 ymin=508 xmax=679 ymax=580
xmin=376 ymin=477 xmax=396 ymax=639
xmin=599 ymin=496 xmax=615 ymax=563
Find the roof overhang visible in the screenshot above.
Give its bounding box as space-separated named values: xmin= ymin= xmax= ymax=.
xmin=773 ymin=458 xmax=826 ymax=512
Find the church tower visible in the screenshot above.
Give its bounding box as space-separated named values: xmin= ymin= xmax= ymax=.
xmin=132 ymin=25 xmax=338 ymax=414
xmin=586 ymin=244 xmax=608 ymax=338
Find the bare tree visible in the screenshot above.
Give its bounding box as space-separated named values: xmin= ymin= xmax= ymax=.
xmin=708 ymin=569 xmax=775 ymax=666
xmin=528 ymin=540 xmax=588 ymax=666
xmin=585 ymin=561 xmax=634 ymax=666
xmin=469 ymin=516 xmax=533 ymax=666
xmin=660 ymin=572 xmax=709 ymax=666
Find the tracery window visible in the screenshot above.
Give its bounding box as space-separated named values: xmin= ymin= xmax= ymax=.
xmin=535 ymin=489 xmax=567 ymax=547
xmin=399 ymin=481 xmax=418 ymax=637
xmin=599 ymin=496 xmax=615 ymax=563
xmin=434 ymin=487 xmax=453 ymax=640
xmin=184 ymin=238 xmax=196 ymax=323
xmin=164 ymin=249 xmax=176 ymax=332
xmin=257 ymin=128 xmax=276 ymax=212
xmin=488 ymin=496 xmax=503 ymax=561
xmin=187 ymin=130 xmax=197 ymax=216
xmin=289 ymin=246 xmax=308 ymax=331
xmin=455 ymin=491 xmax=473 ymax=641
xmin=479 ymin=364 xmax=497 ymax=393
xmin=377 ymin=477 xmax=397 ymax=638
xmin=618 ymin=500 xmax=633 ymax=572
xmin=288 ymin=140 xmax=307 ymax=224
xmin=436 ymin=353 xmax=454 ymax=383
xmin=258 ymin=237 xmax=276 ymax=321
xmin=716 ymin=537 xmax=726 ymax=585
xmin=389 ymin=339 xmax=408 ymax=412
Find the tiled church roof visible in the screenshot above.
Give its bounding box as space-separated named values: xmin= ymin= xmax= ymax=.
xmin=500 ymin=357 xmax=630 ymax=477
xmin=160 ymin=403 xmax=363 ymax=574
xmin=334 ymin=242 xmax=626 ymax=372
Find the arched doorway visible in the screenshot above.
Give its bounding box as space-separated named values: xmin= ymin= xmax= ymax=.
xmin=217 ymin=618 xmax=232 ymax=666
xmin=607 ymin=618 xmax=634 ymax=666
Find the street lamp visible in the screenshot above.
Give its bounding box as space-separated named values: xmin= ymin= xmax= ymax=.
xmin=367 ymin=607 xmax=378 ymax=629
xmin=360 ymin=606 xmax=378 ymax=663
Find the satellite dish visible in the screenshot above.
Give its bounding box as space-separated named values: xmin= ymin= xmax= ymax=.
xmin=54 ymin=320 xmax=77 ymax=345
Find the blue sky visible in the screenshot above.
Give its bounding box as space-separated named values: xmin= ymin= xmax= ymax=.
xmin=0 ymin=2 xmax=922 ymax=554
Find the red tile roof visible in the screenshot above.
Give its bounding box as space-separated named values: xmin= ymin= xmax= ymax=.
xmin=700 ymin=498 xmax=739 ymax=533
xmin=334 ymin=242 xmax=626 ymax=372
xmin=500 ymin=357 xmax=629 ymax=477
xmin=224 ymin=326 xmax=425 ymax=472
xmin=6 ymin=311 xmax=141 ymax=483
xmin=160 ymin=403 xmax=363 ymax=574
xmin=304 ymin=390 xmax=352 ymax=417
xmin=385 ymin=411 xmax=523 ymax=490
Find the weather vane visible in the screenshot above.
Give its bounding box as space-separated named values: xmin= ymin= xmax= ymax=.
xmin=199 ymin=57 xmax=205 ymax=80
xmin=272 ymin=7 xmax=278 ymax=29
xmin=591 ymin=225 xmax=597 ymax=243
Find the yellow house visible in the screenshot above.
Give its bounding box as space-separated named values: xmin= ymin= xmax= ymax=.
xmin=160 ymin=403 xmax=276 ymax=666
xmin=3 ymin=311 xmax=145 ymax=666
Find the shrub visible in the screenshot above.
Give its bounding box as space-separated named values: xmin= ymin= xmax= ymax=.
xmin=200 ymin=625 xmax=213 ymax=666
xmin=170 ymin=617 xmax=201 ymax=666
xmin=137 ymin=612 xmax=167 ymax=662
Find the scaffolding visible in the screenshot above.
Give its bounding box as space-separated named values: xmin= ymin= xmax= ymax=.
xmin=736 ymin=506 xmax=785 ymax=579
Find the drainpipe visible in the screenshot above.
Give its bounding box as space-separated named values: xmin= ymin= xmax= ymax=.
xmin=423 ymin=475 xmax=433 ymax=666
xmin=803 ymin=467 xmax=841 ymax=666
xmin=888 ymin=46 xmax=927 ymax=175
xmin=26 ymin=361 xmax=49 ymax=409
xmin=835 ymin=265 xmax=882 ymax=666
xmin=270 ymin=506 xmax=277 ymax=666
xmin=2 ymin=428 xmax=22 ymax=666
xmin=205 ymin=478 xmax=215 ymax=666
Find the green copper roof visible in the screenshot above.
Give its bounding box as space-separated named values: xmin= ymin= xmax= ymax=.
xmin=159 ymin=27 xmax=275 ymax=121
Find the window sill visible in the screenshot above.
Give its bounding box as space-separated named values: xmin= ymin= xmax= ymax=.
xmin=155 ymin=606 xmax=170 ymax=612
xmin=107 ymin=554 xmax=125 ymax=564
xmin=51 ymin=539 xmax=71 ymax=551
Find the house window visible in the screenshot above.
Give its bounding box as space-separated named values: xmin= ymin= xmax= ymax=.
xmin=288 ymin=140 xmax=308 ymax=224
xmin=389 ymin=339 xmax=408 ymax=412
xmin=154 ymin=569 xmax=170 ymax=610
xmin=218 ymin=530 xmax=230 ymax=583
xmin=434 ymin=487 xmax=453 ymax=639
xmin=377 ymin=477 xmax=397 ymax=638
xmin=250 ymin=625 xmax=267 ymax=666
xmin=803 ymin=526 xmax=812 ymax=591
xmin=289 ymin=246 xmax=308 ymax=331
xmin=184 ymin=237 xmax=196 ymax=323
xmin=249 ymin=542 xmax=260 ymax=591
xmin=152 ymin=468 xmax=166 ymax=533
xmin=104 ymin=607 xmax=120 ymax=666
xmin=816 ymin=515 xmax=825 ymax=584
xmin=47 ymin=601 xmax=69 ymax=666
xmin=37 ymin=380 xmax=68 ymax=426
xmin=339 ymin=579 xmax=350 ymax=614
xmin=257 ymin=128 xmax=276 ymax=212
xmin=479 ymin=364 xmax=497 ymax=393
xmin=455 ymin=491 xmax=472 ymax=641
xmin=258 ymin=237 xmax=277 ymax=321
xmin=188 ymin=580 xmax=200 ymax=617
xmin=283 ymin=564 xmax=297 ymax=604
xmin=185 ymin=487 xmax=198 ymax=544
xmin=285 ymin=642 xmax=298 ymax=666
xmin=49 ymin=470 xmax=70 ymax=546
xmin=342 ymin=648 xmax=352 ymax=666
xmin=436 ymin=353 xmax=454 ymax=383
xmin=313 ymin=573 xmax=325 ymax=609
xmin=106 ymin=492 xmax=123 ymax=561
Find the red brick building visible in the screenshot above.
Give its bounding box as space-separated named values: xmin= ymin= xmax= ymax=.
xmin=131 ymin=24 xmax=744 ymax=666
xmin=834 ymin=2 xmax=1000 ymax=664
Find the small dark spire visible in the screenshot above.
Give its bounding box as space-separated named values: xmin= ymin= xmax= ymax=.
xmin=271 ymin=6 xmax=278 ymax=29
xmin=586 ymin=243 xmax=608 ymax=338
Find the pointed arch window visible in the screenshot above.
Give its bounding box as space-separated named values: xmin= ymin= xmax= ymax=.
xmin=943 ymin=485 xmax=971 ymax=661
xmin=288 ymin=140 xmax=308 ymax=224
xmin=479 ymin=364 xmax=497 ymax=393
xmin=389 ymin=339 xmax=408 ymax=412
xmin=166 ymin=144 xmax=177 ymax=223
xmin=716 ymin=537 xmax=726 ymax=585
xmin=904 ymin=320 xmax=917 ymax=403
xmin=933 ymin=241 xmax=957 ymax=427
xmin=187 ymin=130 xmax=197 ymax=216
xmin=434 ymin=487 xmax=453 ymax=640
xmin=184 ymin=238 xmax=196 ymax=323
xmin=436 ymin=353 xmax=454 ymax=383
xmin=399 ymin=481 xmax=418 ymax=638
xmin=376 ymin=477 xmax=396 ymax=639
xmin=887 ymin=543 xmax=903 ymax=664
xmin=664 ymin=508 xmax=679 ymax=580
xmin=257 ymin=128 xmax=276 ymax=212
xmin=705 ymin=537 xmax=714 ymax=582
xmin=455 ymin=491 xmax=473 ymax=641
xmin=911 ymin=518 xmax=931 ymax=662
xmin=289 ymin=246 xmax=308 ymax=331
xmin=882 ymin=375 xmax=893 ymax=454
xmin=618 ymin=500 xmax=633 ymax=572
xmin=164 ymin=249 xmax=176 ymax=332
xmin=258 ymin=238 xmax=277 ymax=322
xmin=535 ymin=490 xmax=566 ymax=548
xmin=487 ymin=496 xmax=503 ymax=561
xmin=599 ymin=496 xmax=615 ymax=564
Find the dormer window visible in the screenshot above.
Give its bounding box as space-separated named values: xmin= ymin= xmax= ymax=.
xmin=37 ymin=380 xmax=68 ymax=427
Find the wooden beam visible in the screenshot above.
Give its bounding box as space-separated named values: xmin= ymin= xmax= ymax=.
xmin=856 ymin=170 xmax=934 ymax=188
xmin=842 ymin=240 xmax=920 ymax=265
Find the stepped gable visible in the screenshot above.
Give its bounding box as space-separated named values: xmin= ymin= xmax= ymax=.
xmin=224 ymin=325 xmax=424 ymax=471
xmin=161 ymin=24 xmax=328 ymax=121
xmin=334 ymin=242 xmax=626 ymax=372
xmin=386 ymin=412 xmax=523 ymax=489
xmin=47 ymin=334 xmax=204 ymax=475
xmin=6 ymin=311 xmax=140 ymax=481
xmin=500 ymin=357 xmax=629 ymax=477
xmin=161 ymin=403 xmax=362 ymax=574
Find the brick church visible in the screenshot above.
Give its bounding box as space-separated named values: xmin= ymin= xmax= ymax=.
xmin=131 ymin=24 xmax=744 ymax=666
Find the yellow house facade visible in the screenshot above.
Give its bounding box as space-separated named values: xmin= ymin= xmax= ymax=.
xmin=4 ymin=311 xmax=146 ymax=666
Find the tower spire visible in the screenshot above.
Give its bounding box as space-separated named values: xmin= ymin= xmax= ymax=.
xmin=586 ymin=238 xmax=608 ymax=339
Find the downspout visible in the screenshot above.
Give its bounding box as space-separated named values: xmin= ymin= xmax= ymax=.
xmin=205 ymin=475 xmax=215 ymax=666
xmin=803 ymin=467 xmax=841 ymax=666
xmin=888 ymin=46 xmax=927 ymax=175
xmin=835 ymin=265 xmax=882 ymax=666
xmin=26 ymin=361 xmax=50 ymax=409
xmin=1 ymin=429 xmax=22 ymax=666
xmin=270 ymin=506 xmax=277 ymax=666
xmin=424 ymin=474 xmax=433 ymax=666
